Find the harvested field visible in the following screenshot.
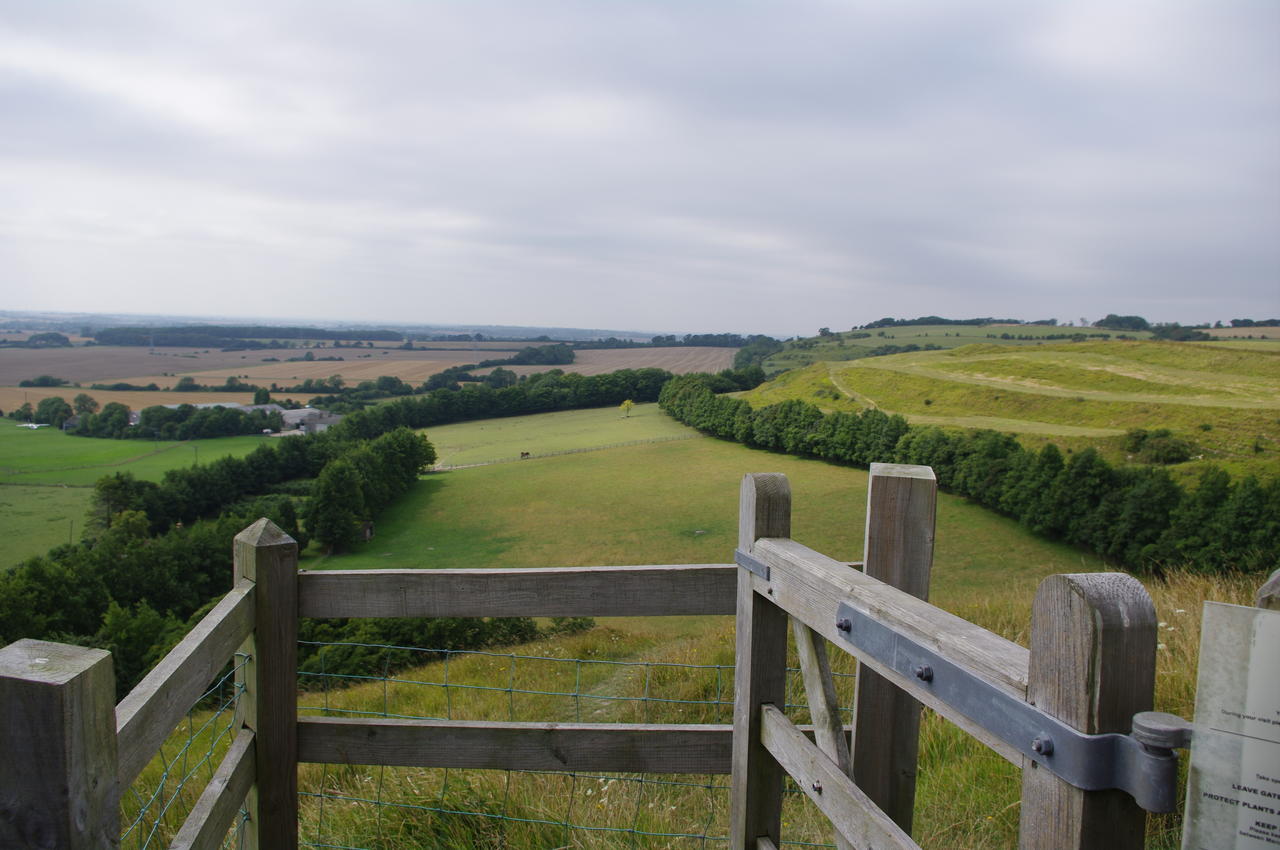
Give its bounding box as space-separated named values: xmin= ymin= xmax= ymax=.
xmin=122 ymin=351 xmax=478 ymax=387
xmin=495 ymin=346 xmax=735 ymax=377
xmin=0 ymin=343 xmax=735 ymax=395
xmin=0 ymin=345 xmax=308 ymax=385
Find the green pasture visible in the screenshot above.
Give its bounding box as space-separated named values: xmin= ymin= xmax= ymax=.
xmin=1 ymin=428 xmax=274 ymax=566
xmin=308 ymin=433 xmax=1107 ymax=620
xmin=0 ymin=484 xmax=93 ymax=567
xmin=740 ymin=341 xmax=1280 ymax=477
xmin=427 ymin=402 xmax=700 ymax=467
xmin=764 ymin=323 xmax=1141 ymax=374
xmin=0 ymin=426 xmax=273 ymax=486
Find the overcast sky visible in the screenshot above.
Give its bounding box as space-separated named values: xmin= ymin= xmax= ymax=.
xmin=1 ymin=2 xmax=1277 ymax=336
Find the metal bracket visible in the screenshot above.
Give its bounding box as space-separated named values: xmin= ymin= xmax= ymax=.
xmin=835 ymin=602 xmax=1184 ymax=812
xmin=735 ymin=548 xmax=770 ymax=580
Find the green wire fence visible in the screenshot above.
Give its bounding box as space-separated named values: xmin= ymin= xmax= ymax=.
xmin=119 ymin=639 xmax=853 ymax=849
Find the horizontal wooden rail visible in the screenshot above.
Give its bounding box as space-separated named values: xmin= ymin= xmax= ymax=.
xmin=298 ymin=564 xmax=737 ymax=619
xmin=297 ymin=717 xmax=734 ymax=774
xmin=760 ymin=705 xmax=917 ymax=850
xmin=115 ymin=582 xmax=255 ymax=788
xmin=169 ymin=729 xmax=255 ymax=850
xmin=750 ymin=537 xmax=1030 ymax=763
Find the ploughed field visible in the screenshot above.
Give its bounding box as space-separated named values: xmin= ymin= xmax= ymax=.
xmin=741 ymin=339 xmax=1280 ymax=478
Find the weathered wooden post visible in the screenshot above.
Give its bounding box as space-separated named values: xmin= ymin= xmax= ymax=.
xmin=0 ymin=639 xmax=119 ymax=849
xmin=730 ymin=473 xmax=791 ymax=850
xmin=234 ymin=519 xmax=299 ymax=850
xmin=1018 ymin=573 xmax=1156 ymax=850
xmin=852 ymin=463 xmax=937 ymax=833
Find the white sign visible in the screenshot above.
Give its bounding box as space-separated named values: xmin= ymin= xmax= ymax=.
xmin=1183 ymin=602 xmax=1280 ymax=849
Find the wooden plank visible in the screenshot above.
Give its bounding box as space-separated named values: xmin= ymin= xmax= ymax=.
xmin=853 ymin=462 xmax=936 ymax=833
xmin=749 ymin=536 xmax=1028 ymax=764
xmin=298 ymin=564 xmax=737 ymax=619
xmin=169 ymin=729 xmax=255 ymax=850
xmin=1257 ymin=567 xmax=1280 ymax=610
xmin=756 ymin=839 xmax=780 ymax=850
xmin=792 ymin=620 xmax=854 ymax=850
xmin=730 ymin=473 xmax=791 ymax=849
xmin=116 ymin=582 xmax=255 ymax=788
xmin=792 ymin=621 xmax=851 ymax=772
xmin=0 ymin=639 xmax=119 ymax=849
xmin=298 ymin=718 xmax=733 ymax=773
xmin=760 ymin=705 xmax=919 ymax=850
xmin=233 ymin=519 xmax=299 ymax=850
xmin=1017 ymin=573 xmax=1156 ymax=850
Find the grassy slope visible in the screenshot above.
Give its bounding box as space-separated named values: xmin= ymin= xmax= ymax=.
xmin=763 ymin=323 xmax=1141 ymax=374
xmin=308 ymin=424 xmax=1107 ymax=622
xmin=740 ymin=340 xmax=1280 ymax=479
xmin=0 ymin=427 xmax=274 ymax=566
xmin=428 ymin=402 xmax=700 ymax=467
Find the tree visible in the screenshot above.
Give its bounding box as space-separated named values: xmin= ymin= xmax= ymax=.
xmin=34 ymin=396 xmax=73 ymax=428
xmin=73 ymin=393 xmax=99 ymax=415
xmin=620 ymin=398 xmax=634 ymax=418
xmin=306 ymin=458 xmax=366 ymax=553
xmin=10 ymin=401 xmax=33 ymax=422
xmin=253 ymin=387 xmax=270 ymax=405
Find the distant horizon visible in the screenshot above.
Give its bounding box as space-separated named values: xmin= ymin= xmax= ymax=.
xmin=2 ymin=306 xmax=1275 ymax=342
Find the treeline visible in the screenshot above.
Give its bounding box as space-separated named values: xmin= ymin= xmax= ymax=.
xmin=862 ymin=316 xmax=1023 ymax=329
xmin=576 ymin=332 xmax=761 ymax=350
xmin=0 ymin=422 xmax=451 ymax=696
xmin=93 ymin=325 xmax=403 ymax=347
xmin=659 ymin=375 xmax=1279 ymax=574
xmin=479 ymin=343 xmax=575 ymax=367
xmin=69 ymin=402 xmax=283 ymax=440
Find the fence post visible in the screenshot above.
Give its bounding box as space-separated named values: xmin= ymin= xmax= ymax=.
xmin=234 ymin=519 xmax=299 ymax=850
xmin=1018 ymin=573 xmax=1156 ymax=850
xmin=730 ymin=473 xmax=791 ymax=849
xmin=852 ymin=462 xmax=936 ymax=833
xmin=0 ymin=639 xmax=119 ymax=849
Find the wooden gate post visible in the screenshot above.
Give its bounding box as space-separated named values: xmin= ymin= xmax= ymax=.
xmin=1018 ymin=573 xmax=1156 ymax=850
xmin=730 ymin=473 xmax=792 ymax=850
xmin=234 ymin=519 xmax=299 ymax=850
xmin=852 ymin=463 xmax=936 ymax=833
xmin=0 ymin=639 xmax=119 ymax=849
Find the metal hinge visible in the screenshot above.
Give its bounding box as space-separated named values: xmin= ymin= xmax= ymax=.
xmin=735 ymin=548 xmax=771 ymax=580
xmin=834 ymin=602 xmax=1192 ymax=813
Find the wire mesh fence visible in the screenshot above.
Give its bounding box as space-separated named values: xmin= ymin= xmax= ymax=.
xmin=296 ymin=639 xmax=854 ymax=849
xmin=119 ymin=652 xmax=250 ymax=850
xmin=114 ymin=636 xmax=857 ymax=849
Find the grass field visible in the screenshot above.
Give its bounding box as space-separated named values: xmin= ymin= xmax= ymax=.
xmin=428 ymin=402 xmax=701 ymax=467
xmin=0 ymin=427 xmax=275 ymax=566
xmin=763 ymin=323 xmax=1142 ymax=374
xmin=309 ymin=420 xmax=1110 ymax=619
xmin=741 ymin=340 xmax=1280 ymax=478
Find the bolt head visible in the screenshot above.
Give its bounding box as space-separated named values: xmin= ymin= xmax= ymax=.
xmin=1032 ymin=736 xmax=1054 ymax=756
xmin=913 ymin=664 xmax=934 ymax=682
xmin=835 ymin=617 xmax=852 ymax=632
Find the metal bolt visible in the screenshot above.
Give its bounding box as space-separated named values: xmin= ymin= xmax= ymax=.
xmin=811 ymin=782 xmax=823 ymax=794
xmin=835 ymin=617 xmax=852 ymax=632
xmin=1031 ymin=736 xmax=1054 ymax=756
xmin=913 ymin=664 xmax=933 ymax=683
